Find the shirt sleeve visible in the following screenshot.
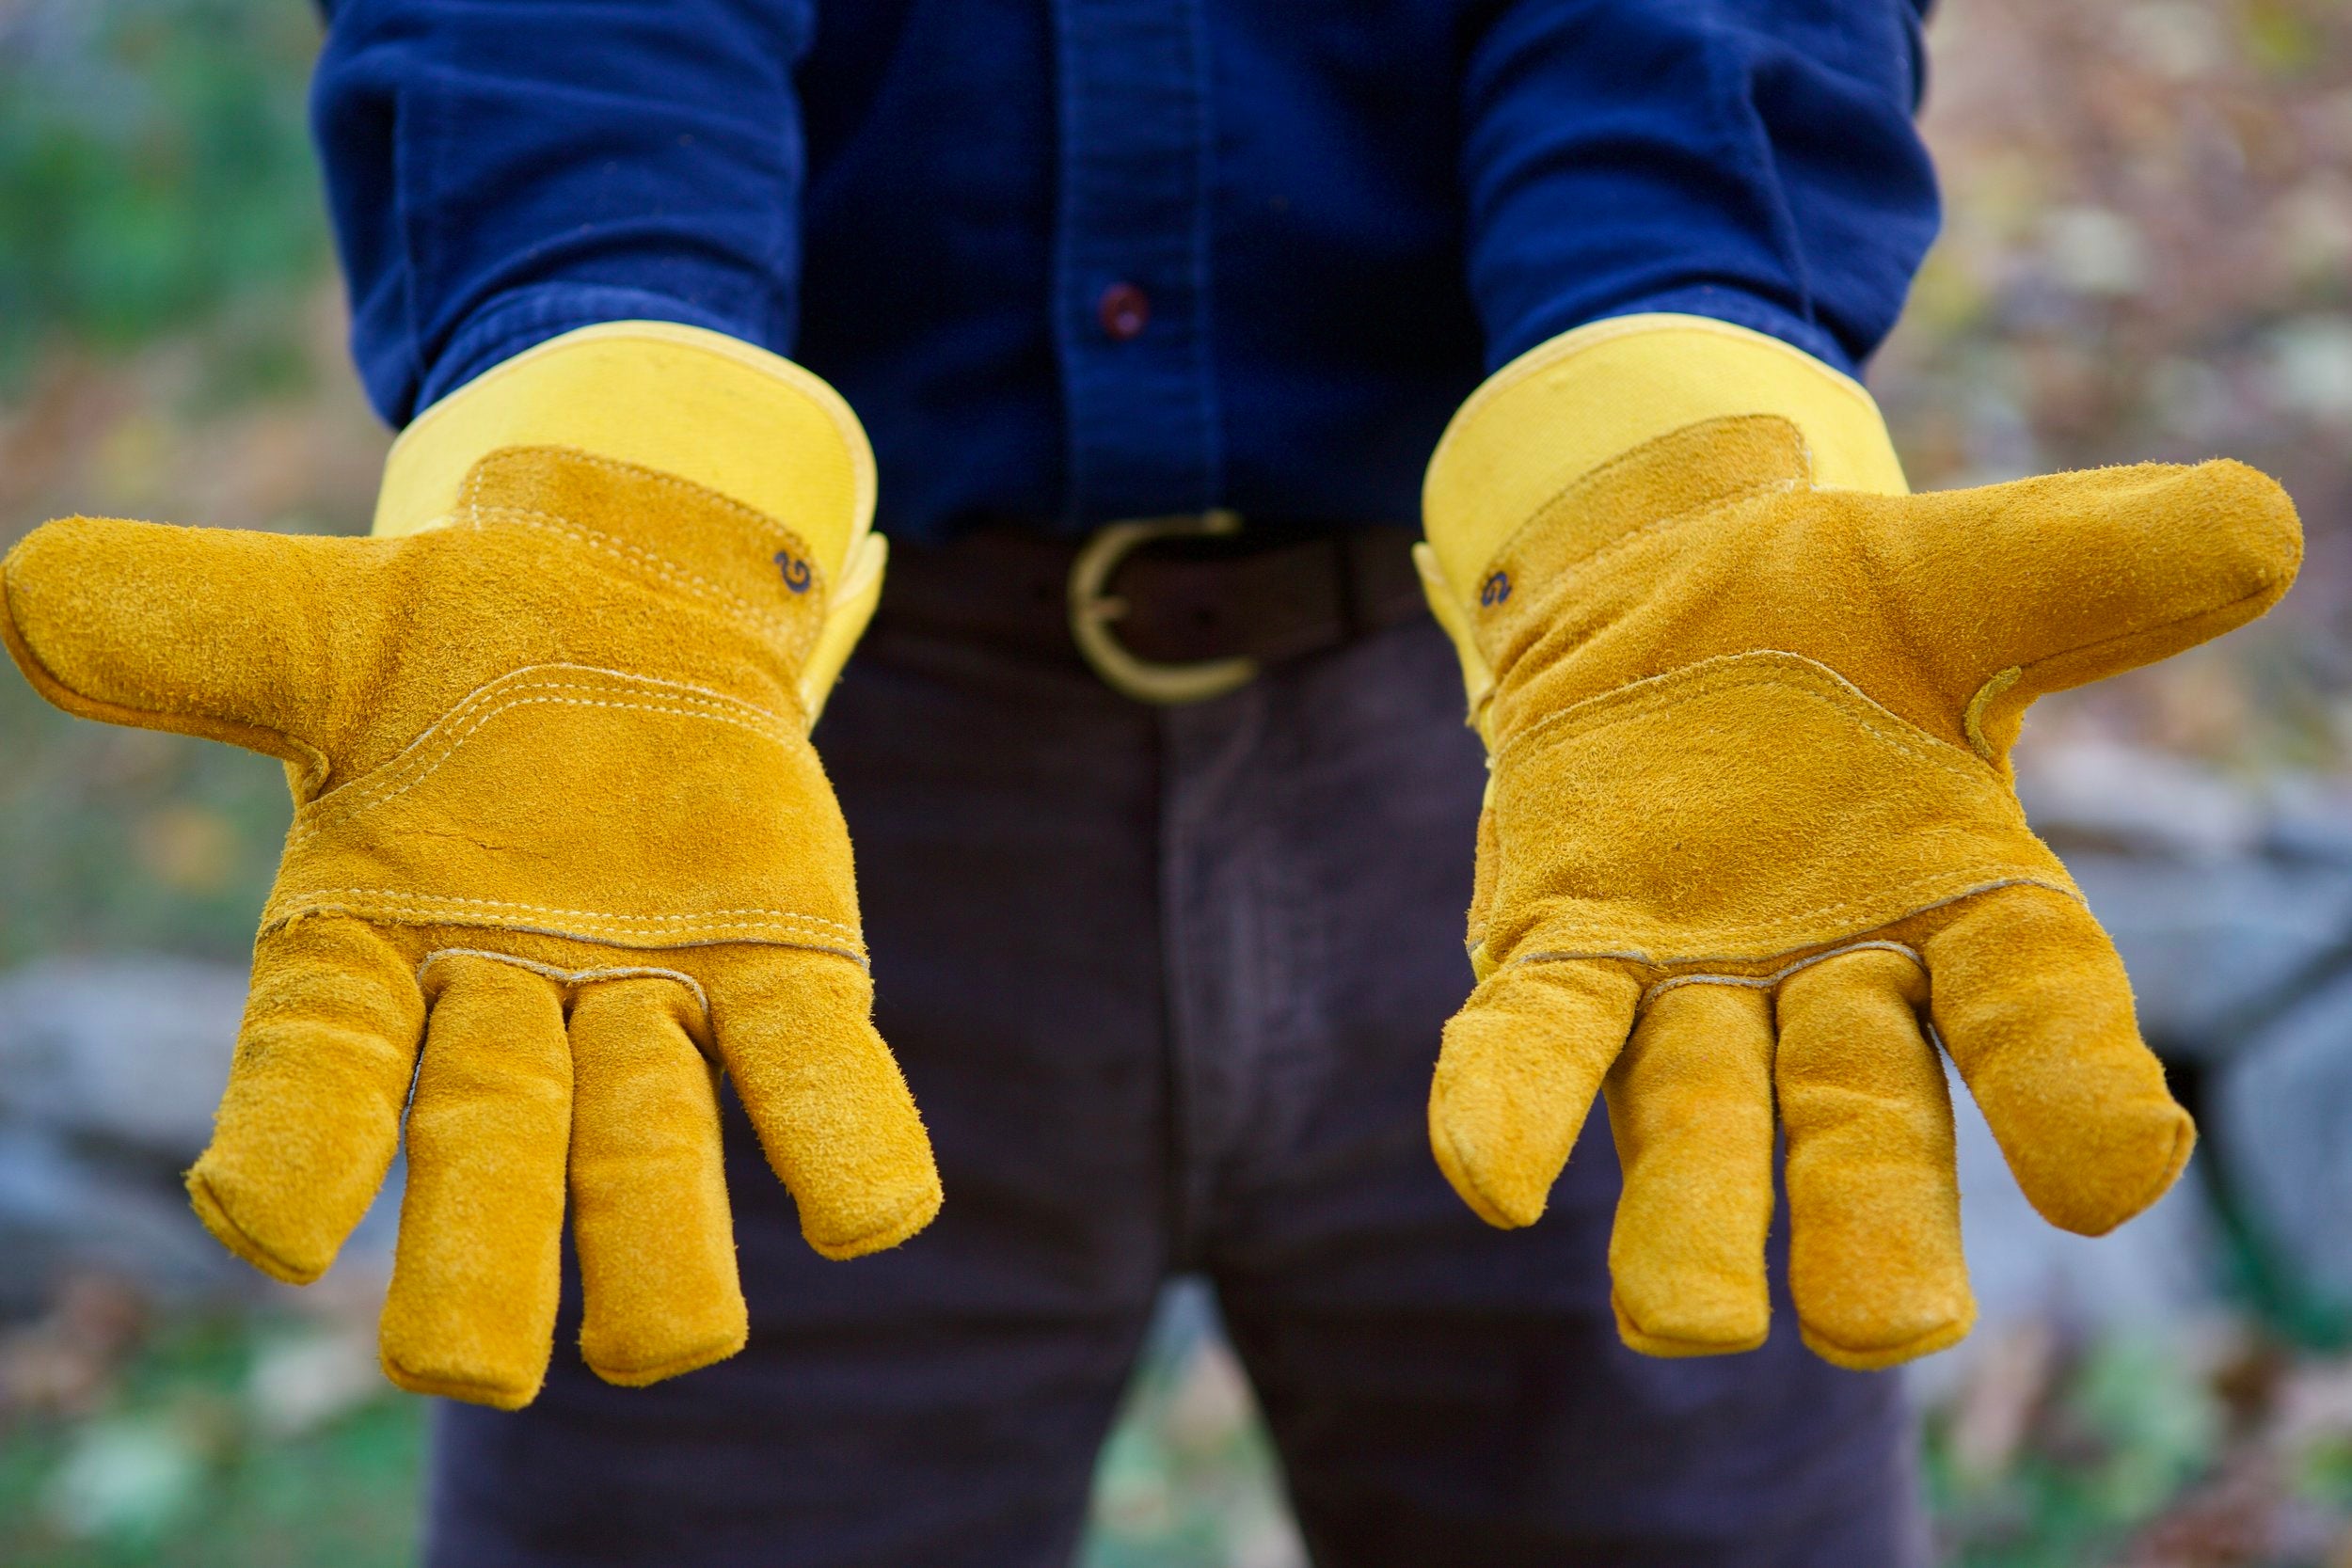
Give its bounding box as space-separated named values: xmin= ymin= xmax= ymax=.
xmin=312 ymin=0 xmax=816 ymax=425
xmin=1458 ymin=0 xmax=1940 ymax=375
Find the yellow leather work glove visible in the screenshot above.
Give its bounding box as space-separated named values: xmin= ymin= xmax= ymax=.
xmin=0 ymin=323 xmax=935 ymax=1408
xmin=1414 ymin=314 xmax=2301 ymax=1370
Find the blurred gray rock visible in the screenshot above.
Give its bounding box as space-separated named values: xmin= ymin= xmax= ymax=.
xmin=0 ymin=1126 xmax=241 ymax=1315
xmin=2069 ymin=852 xmax=2352 ymax=1052
xmin=2012 ymin=742 xmax=2352 ymax=1326
xmin=0 ymin=955 xmax=401 ymax=1316
xmin=2215 ymin=970 xmax=2352 ymax=1311
xmin=2017 ymin=737 xmax=2266 ymax=862
xmin=0 ymin=956 xmax=244 ymax=1152
xmin=0 ymin=956 xmax=248 ymax=1314
xmin=2022 ymin=744 xmax=2352 ymax=1055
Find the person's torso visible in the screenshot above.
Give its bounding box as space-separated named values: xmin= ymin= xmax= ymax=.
xmin=793 ymin=0 xmax=1489 ymax=540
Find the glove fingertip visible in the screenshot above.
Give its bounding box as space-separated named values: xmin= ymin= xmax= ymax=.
xmin=1611 ymin=1291 xmax=1770 ymax=1360
xmin=802 ymin=1168 xmax=944 ymax=1260
xmin=378 ymin=1348 xmax=545 ymax=1412
xmin=1798 ymin=1308 xmax=1975 ymax=1373
xmin=585 ymin=1316 xmax=749 ymax=1388
xmin=2200 ymin=456 xmax=2301 ymax=568
xmin=185 ymin=1164 xmax=330 ymax=1287
xmin=1424 ymin=958 xmax=1637 ymax=1230
xmin=1427 ymin=1088 xmax=1544 ymax=1230
xmin=2027 ymin=1101 xmax=2195 ymax=1239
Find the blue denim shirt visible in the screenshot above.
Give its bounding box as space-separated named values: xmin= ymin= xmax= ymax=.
xmin=313 ymin=0 xmax=1938 ymax=539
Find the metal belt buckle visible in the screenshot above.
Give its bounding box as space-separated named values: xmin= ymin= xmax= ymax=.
xmin=1068 ymin=508 xmax=1259 ymax=705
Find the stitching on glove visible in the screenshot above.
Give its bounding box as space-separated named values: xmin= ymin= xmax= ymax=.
xmin=1479 ymin=467 xmax=1807 ymax=686
xmin=1634 ymin=939 xmax=1925 ymax=1013
xmin=268 ymin=890 xmax=860 ymax=939
xmin=293 ymin=666 xmax=796 ymax=845
xmin=1519 ymin=468 xmax=1803 ymax=591
xmin=262 ymin=893 xmax=866 ymax=966
xmin=1494 ymin=650 xmax=1980 ymax=777
xmin=302 ymin=692 xmax=787 ymax=832
xmin=415 ymin=947 xmax=713 ymax=1035
xmin=1472 ymin=420 xmax=1819 ymax=687
xmin=461 ymin=502 xmax=811 ymax=648
xmin=469 ymin=448 xmax=814 ymax=559
xmin=1988 ymin=570 xmax=2295 ymax=730
xmin=1507 ymin=876 xmax=2079 ymax=971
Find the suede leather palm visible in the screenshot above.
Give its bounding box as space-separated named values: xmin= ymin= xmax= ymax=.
xmin=0 ymin=445 xmax=939 ymax=1409
xmin=1423 ymin=408 xmax=2301 ymax=1372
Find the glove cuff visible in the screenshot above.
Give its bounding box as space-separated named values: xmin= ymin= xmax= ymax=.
xmin=373 ymin=321 xmax=883 ymax=723
xmin=1417 ymin=313 xmax=1908 ymax=728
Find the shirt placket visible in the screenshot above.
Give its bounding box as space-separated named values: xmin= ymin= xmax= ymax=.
xmin=1051 ymin=0 xmax=1222 ymax=527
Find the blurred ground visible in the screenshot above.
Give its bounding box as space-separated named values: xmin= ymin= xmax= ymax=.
xmin=3 ymin=0 xmax=2352 ymax=1564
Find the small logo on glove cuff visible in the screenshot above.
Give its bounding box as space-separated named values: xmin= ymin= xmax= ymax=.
xmin=1480 ymin=571 xmax=1512 ymax=609
xmin=774 ymin=552 xmax=813 ymax=594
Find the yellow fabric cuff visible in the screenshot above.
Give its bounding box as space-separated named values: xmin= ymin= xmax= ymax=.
xmin=1416 ymin=313 xmax=1910 ymax=726
xmin=373 ymin=321 xmax=884 ymax=724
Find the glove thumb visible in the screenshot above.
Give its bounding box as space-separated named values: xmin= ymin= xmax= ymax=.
xmin=1880 ymin=459 xmax=2300 ymax=761
xmin=3 ymin=517 xmax=366 ymax=784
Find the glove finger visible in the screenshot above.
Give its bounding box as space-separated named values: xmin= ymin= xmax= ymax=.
xmin=1429 ymin=958 xmax=1642 ymax=1229
xmin=378 ymin=953 xmax=570 ymax=1409
xmin=1925 ymin=886 xmax=2194 ymax=1236
xmin=187 ymin=916 xmax=424 ymax=1285
xmin=1 ymin=518 xmax=366 ymax=770
xmin=1776 ymin=947 xmax=1973 ymax=1370
xmin=708 ymin=950 xmax=940 ymax=1259
xmin=1602 ymin=981 xmax=1775 ymax=1355
xmin=567 ymin=975 xmax=746 ymax=1386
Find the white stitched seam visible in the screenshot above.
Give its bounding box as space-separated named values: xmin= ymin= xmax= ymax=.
xmin=266 ymin=890 xmax=861 ymax=940
xmin=416 ymin=947 xmax=715 ymax=1035
xmin=270 ymin=910 xmax=867 ymax=973
xmin=463 ymin=449 xmax=810 ymax=558
xmin=462 ymin=504 xmax=801 ymax=643
xmin=1495 ymin=869 xmax=2074 ymax=944
xmin=1635 ymin=940 xmax=1924 ymax=1012
xmin=298 ymin=693 xmax=787 ymax=835
xmin=1505 ymin=470 xmax=1804 ymax=618
xmin=288 ymin=907 xmax=866 ymax=968
xmin=307 ymin=663 xmax=784 ymax=804
xmin=1504 ymin=877 xmax=2076 ymax=968
xmin=292 ymin=673 xmax=795 ymax=845
xmin=1495 ymin=651 xmax=1977 ymax=775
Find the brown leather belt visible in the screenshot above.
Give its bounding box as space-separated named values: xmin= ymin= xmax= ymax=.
xmin=872 ymin=511 xmax=1430 ymax=704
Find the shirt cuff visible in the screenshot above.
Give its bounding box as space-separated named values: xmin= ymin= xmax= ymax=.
xmin=1494 ymin=285 xmax=1863 ymax=382
xmin=415 ymin=284 xmax=767 ymax=421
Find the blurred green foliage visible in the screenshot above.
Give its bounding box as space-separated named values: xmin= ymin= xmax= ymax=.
xmin=0 ymin=1314 xmax=421 ymax=1568
xmin=1082 ymin=1289 xmax=1304 ymax=1568
xmin=0 ymin=0 xmax=330 ymax=388
xmin=1926 ymin=1335 xmax=2228 ymax=1568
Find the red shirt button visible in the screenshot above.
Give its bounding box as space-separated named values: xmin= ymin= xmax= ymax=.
xmin=1097 ymin=282 xmax=1151 ymax=341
